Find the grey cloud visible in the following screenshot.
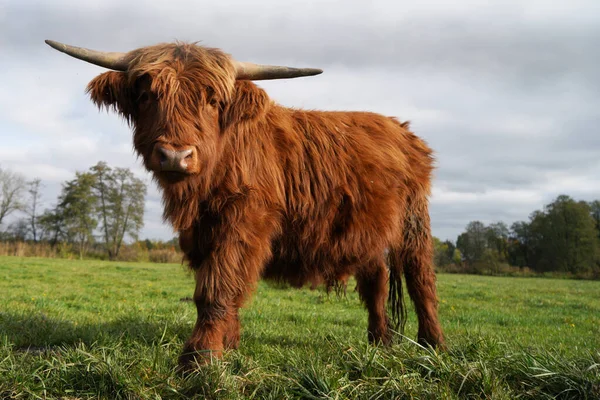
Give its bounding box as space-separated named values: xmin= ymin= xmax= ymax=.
xmin=4 ymin=1 xmax=600 ymax=88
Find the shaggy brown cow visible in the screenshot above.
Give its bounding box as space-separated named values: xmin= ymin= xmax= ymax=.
xmin=46 ymin=39 xmax=445 ymax=368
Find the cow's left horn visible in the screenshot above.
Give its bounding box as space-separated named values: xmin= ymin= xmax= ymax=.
xmin=45 ymin=40 xmax=130 ymax=71
xmin=233 ymin=61 xmax=323 ymax=80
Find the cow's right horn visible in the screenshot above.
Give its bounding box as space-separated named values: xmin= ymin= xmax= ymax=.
xmin=45 ymin=40 xmax=130 ymax=71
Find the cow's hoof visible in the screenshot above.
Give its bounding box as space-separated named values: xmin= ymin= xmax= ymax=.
xmin=176 ymin=347 xmax=222 ymax=375
xmin=176 ymin=352 xmax=198 ymax=375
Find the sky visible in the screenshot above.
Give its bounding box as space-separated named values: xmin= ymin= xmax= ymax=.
xmin=0 ymin=0 xmax=599 ymax=242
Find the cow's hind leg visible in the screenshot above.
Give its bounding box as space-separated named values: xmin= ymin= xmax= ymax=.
xmin=398 ymin=249 xmax=445 ymax=348
xmin=356 ymin=257 xmax=392 ymax=345
xmin=391 ymin=200 xmax=445 ymax=349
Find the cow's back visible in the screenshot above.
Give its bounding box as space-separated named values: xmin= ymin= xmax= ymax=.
xmin=263 ymin=107 xmax=434 ymax=283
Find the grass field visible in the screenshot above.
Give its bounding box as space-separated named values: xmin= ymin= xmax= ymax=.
xmin=0 ymin=256 xmax=598 ymax=399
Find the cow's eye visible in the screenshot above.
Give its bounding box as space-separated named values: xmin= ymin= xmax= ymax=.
xmin=138 ymin=92 xmax=150 ymax=104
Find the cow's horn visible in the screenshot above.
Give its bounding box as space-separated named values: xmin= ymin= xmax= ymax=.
xmin=45 ymin=40 xmax=323 ymax=79
xmin=233 ymin=61 xmax=323 ymax=80
xmin=45 ymin=40 xmax=130 ymax=71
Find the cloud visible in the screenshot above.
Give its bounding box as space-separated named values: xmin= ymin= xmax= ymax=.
xmin=0 ymin=0 xmax=599 ymax=242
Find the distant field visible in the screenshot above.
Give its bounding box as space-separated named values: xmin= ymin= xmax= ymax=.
xmin=0 ymin=256 xmax=598 ymax=399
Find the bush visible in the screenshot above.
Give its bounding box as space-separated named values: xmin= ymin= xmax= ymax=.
xmin=0 ymin=240 xmax=184 ymax=265
xmin=0 ymin=241 xmax=60 ymax=258
xmin=149 ymin=248 xmax=182 ymax=264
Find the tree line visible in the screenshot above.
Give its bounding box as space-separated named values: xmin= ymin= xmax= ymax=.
xmin=435 ymin=195 xmax=600 ymax=279
xmin=0 ymin=162 xmax=147 ymax=260
xmin=3 ymin=162 xmax=600 ymax=278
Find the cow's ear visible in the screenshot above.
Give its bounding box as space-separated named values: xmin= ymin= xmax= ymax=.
xmin=219 ymin=81 xmax=269 ymax=132
xmin=86 ymin=71 xmax=134 ymax=118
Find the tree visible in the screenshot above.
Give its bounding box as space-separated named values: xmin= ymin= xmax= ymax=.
xmin=528 ymin=195 xmax=600 ymax=274
xmin=486 ymin=222 xmax=509 ymax=261
xmin=0 ymin=166 xmax=26 ymax=229
xmin=26 ymin=178 xmax=43 ymax=242
xmin=452 ymin=248 xmax=463 ymax=265
xmin=38 ymin=205 xmax=68 ymax=247
xmin=433 ymin=237 xmax=450 ymax=267
xmin=443 ymin=240 xmax=456 ymax=263
xmin=59 ymin=172 xmax=98 ymax=259
xmin=590 ymin=200 xmax=600 ymax=239
xmin=91 ymin=161 xmax=147 ymax=260
xmin=508 ymin=221 xmax=532 ymax=268
xmin=433 ymin=237 xmax=457 ymax=267
xmin=6 ymin=218 xmax=29 ymax=241
xmin=456 ymin=221 xmax=488 ymax=264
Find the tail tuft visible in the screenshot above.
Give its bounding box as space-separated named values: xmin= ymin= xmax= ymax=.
xmin=387 ymin=248 xmax=407 ymax=336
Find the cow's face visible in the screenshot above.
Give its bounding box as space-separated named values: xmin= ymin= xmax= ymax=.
xmin=86 ymin=44 xmax=237 ymax=185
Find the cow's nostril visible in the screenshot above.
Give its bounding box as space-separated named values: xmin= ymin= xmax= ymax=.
xmin=156 ymin=146 xmax=194 ymax=173
xmin=157 ymin=146 xmax=170 ymax=161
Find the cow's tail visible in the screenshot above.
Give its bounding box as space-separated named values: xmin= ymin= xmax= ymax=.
xmin=387 ymin=245 xmax=408 ymax=337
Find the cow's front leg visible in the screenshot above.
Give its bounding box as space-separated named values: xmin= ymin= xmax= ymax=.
xmin=177 ymin=204 xmax=277 ymax=370
xmin=223 ymin=305 xmax=241 ymax=350
xmin=178 ymin=273 xmax=252 ymax=369
xmin=220 ymin=289 xmax=251 ymax=350
xmin=178 ymin=293 xmax=229 ymax=367
xmin=180 ymin=294 xmax=243 ymax=361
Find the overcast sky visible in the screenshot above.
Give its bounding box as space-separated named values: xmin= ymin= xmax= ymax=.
xmin=1 ymin=0 xmax=598 ymax=242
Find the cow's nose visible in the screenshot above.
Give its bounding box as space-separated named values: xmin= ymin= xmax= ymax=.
xmin=156 ymin=146 xmax=194 ymax=172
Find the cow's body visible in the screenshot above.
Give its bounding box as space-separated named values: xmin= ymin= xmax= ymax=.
xmin=49 ymin=41 xmax=445 ymax=368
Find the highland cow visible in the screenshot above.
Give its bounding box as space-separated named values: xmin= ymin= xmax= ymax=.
xmin=46 ymin=39 xmax=445 ymax=368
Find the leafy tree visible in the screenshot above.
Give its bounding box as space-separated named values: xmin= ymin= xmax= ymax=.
xmin=508 ymin=221 xmax=532 ymax=268
xmin=91 ymin=162 xmax=147 ymax=260
xmin=529 ymin=195 xmax=599 ymax=274
xmin=452 ymin=248 xmax=463 ymax=265
xmin=38 ymin=205 xmax=68 ymax=247
xmin=433 ymin=237 xmax=450 ymax=267
xmin=0 ymin=166 xmax=26 ymax=229
xmin=456 ymin=221 xmax=487 ymax=264
xmin=59 ymin=172 xmax=98 ymax=259
xmin=443 ymin=240 xmax=456 ymax=263
xmin=486 ymin=222 xmax=509 ymax=262
xmin=590 ymin=200 xmax=600 ymax=239
xmin=433 ymin=238 xmax=458 ymax=267
xmin=525 ymin=210 xmax=547 ymax=271
xmin=144 ymin=238 xmax=154 ymax=250
xmin=26 ymin=178 xmax=43 ymax=242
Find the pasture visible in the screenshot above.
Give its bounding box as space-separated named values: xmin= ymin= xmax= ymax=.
xmin=0 ymin=256 xmax=598 ymax=399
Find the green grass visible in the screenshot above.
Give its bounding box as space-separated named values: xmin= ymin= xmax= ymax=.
xmin=0 ymin=256 xmax=598 ymax=399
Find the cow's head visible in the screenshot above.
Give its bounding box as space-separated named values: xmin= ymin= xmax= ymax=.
xmin=45 ymin=40 xmax=322 ymax=187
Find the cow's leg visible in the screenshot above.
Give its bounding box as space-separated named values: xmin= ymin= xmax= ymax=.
xmin=178 ymin=207 xmax=276 ymax=370
xmin=223 ymin=295 xmax=243 ymax=350
xmin=179 ymin=274 xmax=262 ymax=369
xmin=400 ymin=204 xmax=445 ymax=349
xmin=356 ymin=257 xmax=392 ymax=345
xmin=223 ymin=311 xmax=240 ymax=349
xmin=178 ymin=294 xmax=228 ymax=367
xmin=403 ymin=247 xmax=445 ymax=348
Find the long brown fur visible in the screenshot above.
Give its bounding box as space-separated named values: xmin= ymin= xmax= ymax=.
xmin=85 ymin=41 xmax=445 ymax=368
